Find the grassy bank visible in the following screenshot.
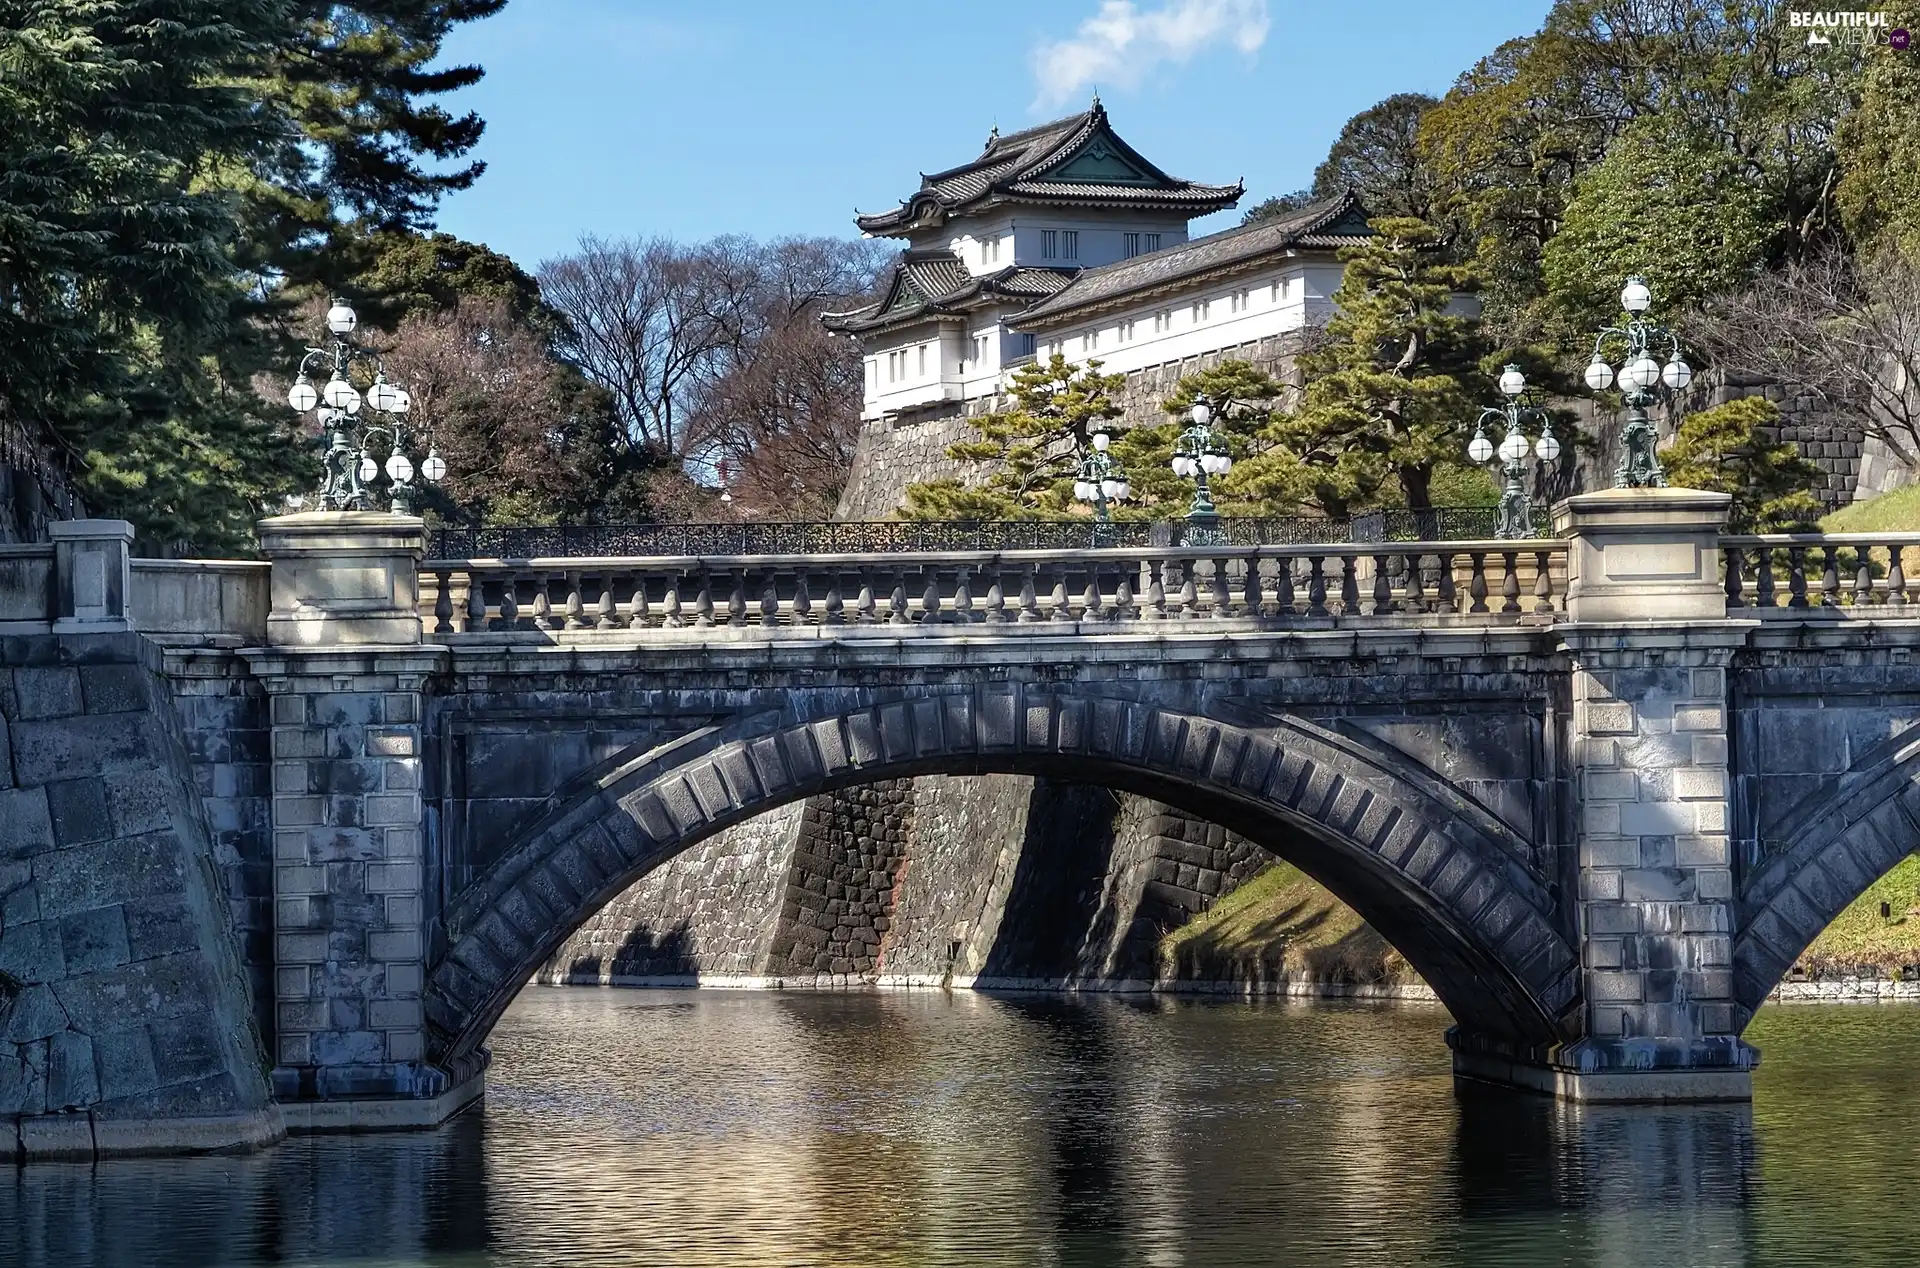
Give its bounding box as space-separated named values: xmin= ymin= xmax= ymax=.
xmin=1158 ymin=861 xmax=1416 ymax=987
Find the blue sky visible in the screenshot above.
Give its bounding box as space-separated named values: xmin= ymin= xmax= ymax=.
xmin=433 ymin=1 xmax=1554 ymax=270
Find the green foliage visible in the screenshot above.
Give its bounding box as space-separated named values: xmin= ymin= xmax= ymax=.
xmin=1241 ymin=190 xmax=1317 ymax=225
xmin=354 ymin=231 xmax=556 ymax=338
xmin=1309 ymin=92 xmax=1438 ymax=222
xmin=1542 ymin=118 xmax=1776 ymax=335
xmin=1664 ymin=398 xmax=1823 ymax=533
xmin=1105 ymin=361 xmax=1282 ymax=518
xmin=900 ymin=354 xmax=1124 ymax=520
xmin=1226 ymin=218 xmax=1485 ymax=517
xmin=1836 ymin=2 xmax=1920 ymax=257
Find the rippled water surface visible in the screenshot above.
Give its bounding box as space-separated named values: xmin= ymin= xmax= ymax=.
xmin=6 ymin=988 xmax=1920 ymax=1266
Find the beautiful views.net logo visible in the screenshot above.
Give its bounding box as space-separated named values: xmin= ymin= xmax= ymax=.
xmin=1786 ymin=10 xmax=1910 ymax=47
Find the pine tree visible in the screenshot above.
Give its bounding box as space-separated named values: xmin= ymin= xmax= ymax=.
xmin=901 ymin=354 xmax=1124 ymax=520
xmin=1228 ymin=218 xmax=1483 ymax=517
xmin=1112 ymin=360 xmax=1280 ymax=518
xmin=1663 ymin=398 xmax=1823 ymax=534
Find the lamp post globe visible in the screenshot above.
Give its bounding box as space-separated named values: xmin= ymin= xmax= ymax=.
xmin=1498 ymin=364 xmax=1527 ymax=397
xmin=290 ymin=297 xmax=440 ymax=511
xmin=1620 ymin=276 xmax=1652 ymax=314
xmin=326 ymin=301 xmax=358 ymax=335
xmin=1585 ymin=275 xmax=1686 ymax=489
xmin=1584 ymin=359 xmax=1615 ymax=392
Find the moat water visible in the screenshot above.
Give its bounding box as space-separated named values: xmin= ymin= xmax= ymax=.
xmin=5 ymin=987 xmax=1920 ymax=1266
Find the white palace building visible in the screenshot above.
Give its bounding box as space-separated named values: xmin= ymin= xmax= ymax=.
xmin=824 ymin=100 xmax=1374 ymax=425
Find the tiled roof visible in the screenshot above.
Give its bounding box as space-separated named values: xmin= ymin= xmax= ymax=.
xmin=1013 ymin=193 xmax=1374 ymax=328
xmin=822 ymin=252 xmax=1076 ymax=336
xmin=855 ymin=101 xmax=1241 ymax=236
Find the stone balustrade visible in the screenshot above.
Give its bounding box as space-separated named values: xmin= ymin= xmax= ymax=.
xmin=1723 ymin=533 xmax=1920 ymax=610
xmin=418 ymin=541 xmax=1570 ymax=636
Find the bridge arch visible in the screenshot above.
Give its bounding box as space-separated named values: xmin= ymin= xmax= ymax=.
xmin=1735 ymin=734 xmax=1920 ymax=1012
xmin=424 ymin=685 xmax=1582 ymax=1064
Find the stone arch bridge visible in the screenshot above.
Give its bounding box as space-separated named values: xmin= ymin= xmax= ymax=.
xmin=8 ymin=490 xmax=1920 ymax=1152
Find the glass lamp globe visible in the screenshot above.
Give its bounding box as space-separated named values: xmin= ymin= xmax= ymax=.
xmin=1584 ymin=360 xmax=1615 ymax=392
xmin=1090 ymin=429 xmax=1110 ymax=452
xmin=1172 ymin=456 xmax=1193 ymax=477
xmin=322 ymin=377 xmax=355 ymax=409
xmin=1623 ymin=356 xmax=1662 ymax=390
xmin=288 ymin=378 xmax=318 ymax=412
xmin=1100 ymin=478 xmax=1121 ymax=500
xmin=1113 ymin=480 xmax=1130 ymax=500
xmin=1215 ymin=453 xmax=1233 ymax=474
xmin=421 ymin=450 xmax=447 ymax=482
xmin=368 ymin=377 xmax=402 ymax=412
xmin=1536 ymin=432 xmax=1562 ymax=462
xmin=357 ymin=456 xmax=378 ymax=484
xmin=385 ymin=452 xmax=414 ymax=483
xmin=1620 ymin=277 xmax=1652 ymax=314
xmin=1498 ymin=365 xmax=1527 ymax=397
xmin=1200 ymin=454 xmax=1221 ymax=475
xmin=390 ymin=389 xmax=411 ymax=415
xmin=1499 ymin=429 xmax=1531 ymax=462
xmin=1074 ymin=480 xmax=1093 ymax=501
xmin=326 ymin=302 xmax=358 ymax=335
xmin=1189 ymin=401 xmax=1211 ymax=426
xmin=1468 ymin=431 xmax=1495 ymax=463
xmin=1662 ymin=358 xmax=1693 ymax=390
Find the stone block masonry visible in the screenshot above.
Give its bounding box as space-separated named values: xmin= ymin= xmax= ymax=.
xmin=0 ymin=631 xmax=278 ymax=1159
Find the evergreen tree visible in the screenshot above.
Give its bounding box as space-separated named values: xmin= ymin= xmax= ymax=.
xmin=1227 ymin=218 xmax=1483 ymax=517
xmin=902 ymin=354 xmax=1124 ymax=520
xmin=1110 ymin=361 xmax=1280 ymax=517
xmin=1663 ymin=397 xmax=1823 ymax=534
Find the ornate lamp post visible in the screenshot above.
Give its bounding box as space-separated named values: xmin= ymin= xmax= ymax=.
xmin=1072 ymin=420 xmax=1131 ymax=525
xmin=1467 ymin=364 xmax=1561 ymax=539
xmin=286 ymin=299 xmax=446 ymax=513
xmin=1582 ymin=275 xmax=1693 ymax=489
xmin=1170 ymin=394 xmax=1233 ymax=544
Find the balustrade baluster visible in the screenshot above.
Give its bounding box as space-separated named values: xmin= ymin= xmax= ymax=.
xmin=1788 ymin=546 xmax=1809 ymax=609
xmin=889 ymin=570 xmax=910 ymax=625
xmin=1756 ymin=550 xmax=1776 ymax=609
xmin=629 ymin=574 xmax=651 ymax=628
xmin=1177 ymin=562 xmax=1199 ymax=619
xmin=1306 ymin=556 xmax=1329 ymax=618
xmin=1468 ymin=553 xmax=1489 ymax=614
xmin=1050 ymin=568 xmax=1072 ymax=622
xmin=1724 ymin=547 xmax=1745 ymax=609
xmin=1402 ymin=554 xmax=1425 ymax=614
xmin=954 ymin=569 xmax=975 ymax=623
xmin=1855 ymin=551 xmax=1874 ymax=606
xmin=661 ymin=575 xmax=683 ymax=628
xmin=433 ymin=569 xmax=454 ymax=634
xmin=1275 ymin=557 xmax=1296 ymax=616
xmin=1821 ymin=544 xmax=1841 ymax=607
xmin=1018 ymin=565 xmax=1041 ymax=622
xmin=1435 ymin=552 xmax=1458 ymax=614
xmin=984 ymin=569 xmax=1006 ymax=622
xmin=1114 ymin=562 xmax=1135 ymax=618
xmin=1372 ymin=554 xmax=1394 ymax=615
xmin=1243 ymin=554 xmax=1263 ymax=615
xmin=1212 ymin=556 xmax=1234 ymax=617
xmin=498 ymin=577 xmax=519 ymax=630
xmin=922 ymin=568 xmax=943 ymax=623
xmin=595 ymin=575 xmax=617 ymax=629
xmin=1144 ymin=561 xmax=1167 ymax=620
xmin=694 ymin=570 xmax=715 ymax=627
xmin=1339 ymin=555 xmax=1360 ymax=616
xmin=856 ymin=569 xmax=877 ymax=623
xmin=1501 ymin=551 xmax=1522 ymax=614
xmin=727 ymin=570 xmax=749 ymax=626
xmin=1533 ymin=550 xmax=1554 ymax=614
xmin=826 ymin=570 xmax=846 ymax=625
xmin=1891 ymin=545 xmax=1909 ymax=606
xmin=761 ymin=571 xmax=780 ymax=627
xmin=532 ymin=573 xmax=554 ymax=630
xmin=793 ymin=572 xmax=813 ymax=626
xmin=564 ymin=571 xmax=586 ymax=629
xmin=462 ymin=573 xmax=484 ymax=632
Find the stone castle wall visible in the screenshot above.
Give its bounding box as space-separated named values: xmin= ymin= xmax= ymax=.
xmin=0 ymin=632 xmax=275 ymax=1159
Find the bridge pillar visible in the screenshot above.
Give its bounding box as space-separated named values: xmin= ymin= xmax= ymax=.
xmin=1455 ymin=489 xmax=1758 ymax=1101
xmin=243 ymin=512 xmax=476 ymax=1129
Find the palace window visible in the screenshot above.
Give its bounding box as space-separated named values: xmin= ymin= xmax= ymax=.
xmin=1271 ymin=281 xmax=1280 ymax=303
xmin=1017 ymin=333 xmax=1035 ymax=357
xmin=1119 ymin=319 xmax=1136 ymax=342
xmin=1124 ymin=232 xmax=1141 ymax=258
xmin=1153 ymin=309 xmax=1172 ymax=334
xmin=917 ymin=344 xmax=927 ymax=375
xmin=1191 ymin=299 xmax=1211 ymax=322
xmin=992 ymin=235 xmax=1003 ymax=263
xmin=1229 ymin=288 xmax=1251 ymax=314
xmin=1062 ymin=230 xmax=1079 ymax=260
xmin=1042 ymin=230 xmax=1058 ymax=260
xmin=1145 ymin=233 xmax=1161 ymax=252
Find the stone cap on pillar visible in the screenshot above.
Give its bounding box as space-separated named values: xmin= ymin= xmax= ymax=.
xmin=1552 ymin=487 xmax=1732 ymax=625
xmin=257 ymin=511 xmax=425 ymax=648
xmin=50 ymin=519 xmax=135 ymax=633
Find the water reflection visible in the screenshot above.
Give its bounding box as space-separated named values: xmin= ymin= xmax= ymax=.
xmin=6 ymin=992 xmax=1920 ymax=1266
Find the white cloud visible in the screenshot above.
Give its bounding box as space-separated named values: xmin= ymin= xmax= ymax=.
xmin=1031 ymin=0 xmax=1270 ymax=111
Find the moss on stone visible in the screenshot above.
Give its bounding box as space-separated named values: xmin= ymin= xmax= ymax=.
xmin=1157 ymin=861 xmax=1416 ymax=986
